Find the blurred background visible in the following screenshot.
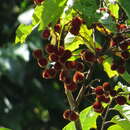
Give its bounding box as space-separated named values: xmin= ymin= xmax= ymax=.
xmin=0 ymin=0 xmax=68 ymax=130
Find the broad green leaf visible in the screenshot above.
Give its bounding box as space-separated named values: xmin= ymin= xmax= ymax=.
xmin=39 ymin=0 xmax=68 ymax=30
xmin=108 ymin=124 xmax=124 ymax=130
xmin=15 ymin=5 xmax=42 ymax=44
xmin=80 ymin=25 xmax=94 ymax=52
xmin=65 ymin=25 xmax=93 ymax=52
xmin=121 ymin=71 xmax=130 ymax=84
xmin=0 ymin=128 xmax=12 ymax=130
xmin=111 ymin=105 xmax=130 ymax=129
xmin=15 ymin=24 xmax=33 ymax=44
xmin=109 ymin=3 xmax=119 ymax=19
xmin=73 ymin=0 xmax=101 ymax=27
xmin=118 ymin=0 xmax=130 ymax=19
xmin=32 ymin=5 xmax=43 ymax=25
xmin=99 ymin=15 xmax=117 ymax=33
xmin=63 ymin=106 xmax=99 ymax=130
xmin=65 ymin=34 xmax=84 ymax=51
xmin=103 ymin=57 xmax=119 ymax=78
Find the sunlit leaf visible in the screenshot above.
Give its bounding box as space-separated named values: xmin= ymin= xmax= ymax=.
xmin=103 ymin=57 xmax=119 ymax=78
xmin=0 ymin=128 xmax=12 ymax=130
xmin=39 ymin=0 xmax=68 ymax=30
xmin=108 ymin=124 xmax=124 ymax=130
xmin=63 ymin=106 xmax=99 ymax=130
xmin=111 ymin=105 xmax=130 ymax=129
xmin=109 ymin=3 xmax=119 ymax=19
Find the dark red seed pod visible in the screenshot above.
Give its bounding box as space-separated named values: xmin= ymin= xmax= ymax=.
xmin=103 ymin=82 xmax=111 ymax=91
xmin=111 ymin=63 xmax=118 ymax=70
xmin=64 ymin=81 xmax=77 ymax=91
xmin=59 ymin=70 xmax=69 ymax=81
xmin=69 ymin=111 xmax=79 ymax=121
xmin=45 ymin=44 xmax=57 ymax=54
xmin=71 ymin=16 xmax=83 ymax=27
xmin=63 ymin=109 xmax=79 ymax=121
xmin=54 ymin=24 xmax=61 ymax=32
xmin=63 ymin=109 xmax=71 ymax=120
xmin=81 ymin=50 xmax=96 ymax=62
xmin=54 ymin=62 xmax=62 ymax=71
xmin=70 ymin=26 xmax=80 ymax=35
xmin=93 ymin=101 xmax=103 ymax=113
xmin=42 ymin=69 xmax=51 ymax=79
xmin=49 ymin=54 xmax=59 ymax=62
xmin=95 ymin=86 xmax=104 ymax=95
xmin=119 ymin=42 xmax=128 ymax=50
xmin=73 ymin=71 xmax=84 ymax=83
xmin=117 ymin=66 xmax=125 ymax=74
xmin=110 ymin=90 xmax=117 ymax=97
xmin=117 ymin=24 xmax=127 ymax=30
xmin=96 ymin=95 xmax=106 ymax=102
xmin=115 ymin=96 xmax=127 ymax=105
xmin=41 ymin=29 xmax=50 ymax=39
xmin=55 ymin=46 xmax=65 ymax=56
xmin=34 ymin=0 xmax=44 ymax=4
xmin=33 ymin=49 xmax=43 ymax=59
xmin=121 ymin=51 xmax=129 ymax=59
xmin=60 ymin=50 xmax=72 ymax=63
xmin=103 ymin=97 xmax=110 ymax=103
xmin=99 ymin=8 xmax=107 ymax=12
xmin=38 ymin=57 xmax=48 ymax=68
xmin=111 ymin=41 xmax=117 ymax=47
xmin=42 ymin=68 xmax=56 ymax=79
xmin=65 ymin=61 xmax=77 ymax=70
xmin=75 ymin=62 xmax=84 ymax=72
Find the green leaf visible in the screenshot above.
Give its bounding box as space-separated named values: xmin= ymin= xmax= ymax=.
xmin=15 ymin=5 xmax=42 ymax=44
xmin=103 ymin=57 xmax=130 ymax=83
xmin=99 ymin=15 xmax=117 ymax=33
xmin=111 ymin=105 xmax=130 ymax=129
xmin=108 ymin=124 xmax=124 ymax=130
xmin=103 ymin=57 xmax=119 ymax=78
xmin=109 ymin=3 xmax=119 ymax=19
xmin=0 ymin=128 xmax=12 ymax=130
xmin=73 ymin=0 xmax=101 ymax=27
xmin=39 ymin=0 xmax=68 ymax=30
xmin=118 ymin=0 xmax=130 ymax=19
xmin=63 ymin=106 xmax=99 ymax=130
xmin=15 ymin=24 xmax=33 ymax=44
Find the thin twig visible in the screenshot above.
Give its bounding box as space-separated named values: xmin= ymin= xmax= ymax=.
xmin=65 ymin=89 xmax=82 ymax=130
xmin=76 ymin=64 xmax=94 ymax=107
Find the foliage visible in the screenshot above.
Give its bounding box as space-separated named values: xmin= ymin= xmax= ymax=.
xmin=14 ymin=0 xmax=130 ymax=130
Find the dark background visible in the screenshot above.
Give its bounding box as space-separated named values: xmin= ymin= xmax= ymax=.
xmin=0 ymin=0 xmax=68 ymax=130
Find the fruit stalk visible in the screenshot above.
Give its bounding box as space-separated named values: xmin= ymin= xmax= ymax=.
xmin=65 ymin=88 xmax=82 ymax=130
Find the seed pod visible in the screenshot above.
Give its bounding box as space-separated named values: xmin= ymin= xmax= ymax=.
xmin=95 ymin=86 xmax=104 ymax=95
xmin=42 ymin=68 xmax=56 ymax=79
xmin=93 ymin=101 xmax=104 ymax=113
xmin=33 ymin=49 xmax=43 ymax=59
xmin=38 ymin=57 xmax=48 ymax=68
xmin=63 ymin=109 xmax=79 ymax=121
xmin=41 ymin=29 xmax=50 ymax=39
xmin=115 ymin=96 xmax=126 ymax=105
xmin=64 ymin=81 xmax=77 ymax=91
xmin=73 ymin=71 xmax=84 ymax=83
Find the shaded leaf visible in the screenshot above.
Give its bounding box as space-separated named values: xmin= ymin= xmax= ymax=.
xmin=118 ymin=0 xmax=130 ymax=19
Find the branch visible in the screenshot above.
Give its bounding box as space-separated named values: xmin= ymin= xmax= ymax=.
xmin=76 ymin=64 xmax=94 ymax=107
xmin=65 ymin=89 xmax=82 ymax=130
